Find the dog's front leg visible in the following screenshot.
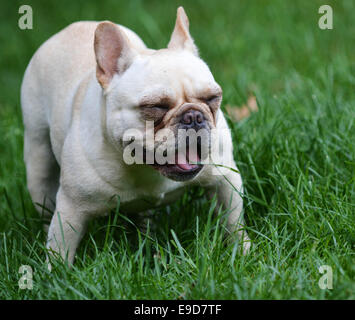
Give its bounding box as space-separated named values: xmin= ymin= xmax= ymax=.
xmin=46 ymin=187 xmax=90 ymax=266
xmin=208 ymin=171 xmax=251 ymax=254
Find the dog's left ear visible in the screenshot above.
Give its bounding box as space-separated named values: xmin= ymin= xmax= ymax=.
xmin=168 ymin=7 xmax=198 ymax=56
xmin=94 ymin=21 xmax=135 ymax=89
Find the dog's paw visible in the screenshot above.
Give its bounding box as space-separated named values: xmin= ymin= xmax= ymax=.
xmin=241 ymin=238 xmax=251 ymax=255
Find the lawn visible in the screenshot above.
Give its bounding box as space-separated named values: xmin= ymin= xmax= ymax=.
xmin=0 ymin=0 xmax=354 ymax=299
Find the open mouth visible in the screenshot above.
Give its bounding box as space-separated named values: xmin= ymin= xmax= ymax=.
xmin=151 ymin=146 xmax=203 ymax=180
xmin=174 ymin=145 xmax=201 ymax=170
xmin=145 ymin=139 xmax=204 ymax=181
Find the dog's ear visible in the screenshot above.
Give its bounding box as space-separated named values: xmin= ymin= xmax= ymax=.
xmin=168 ymin=7 xmax=198 ymax=56
xmin=94 ymin=21 xmax=135 ymax=89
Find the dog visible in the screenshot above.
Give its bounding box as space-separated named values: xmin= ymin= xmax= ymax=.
xmin=21 ymin=7 xmax=250 ymax=265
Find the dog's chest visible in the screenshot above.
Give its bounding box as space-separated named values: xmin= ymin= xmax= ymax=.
xmin=120 ymin=187 xmax=185 ymax=213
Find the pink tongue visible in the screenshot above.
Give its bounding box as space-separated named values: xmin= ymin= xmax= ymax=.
xmin=176 ymin=149 xmax=200 ymax=171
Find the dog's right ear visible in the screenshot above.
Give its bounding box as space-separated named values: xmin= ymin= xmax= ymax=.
xmin=94 ymin=21 xmax=135 ymax=89
xmin=168 ymin=7 xmax=198 ymax=56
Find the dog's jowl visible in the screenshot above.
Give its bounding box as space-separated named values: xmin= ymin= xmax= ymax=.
xmin=21 ymin=7 xmax=250 ymax=265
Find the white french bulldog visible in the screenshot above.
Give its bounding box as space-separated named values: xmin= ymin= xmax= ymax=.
xmin=21 ymin=7 xmax=250 ymax=265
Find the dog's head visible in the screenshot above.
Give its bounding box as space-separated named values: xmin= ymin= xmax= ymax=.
xmin=94 ymin=7 xmax=222 ymax=181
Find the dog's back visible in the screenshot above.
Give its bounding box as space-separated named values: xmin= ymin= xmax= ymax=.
xmin=21 ymin=22 xmax=146 ymax=134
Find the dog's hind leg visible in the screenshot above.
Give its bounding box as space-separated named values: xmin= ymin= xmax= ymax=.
xmin=24 ymin=128 xmax=60 ymax=231
xmin=21 ymin=58 xmax=61 ymax=231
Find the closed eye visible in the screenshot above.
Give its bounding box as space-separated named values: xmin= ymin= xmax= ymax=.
xmin=151 ymin=104 xmax=169 ymax=111
xmin=140 ymin=104 xmax=170 ymax=126
xmin=206 ymin=95 xmax=218 ymax=103
xmin=203 ymin=94 xmax=221 ymax=105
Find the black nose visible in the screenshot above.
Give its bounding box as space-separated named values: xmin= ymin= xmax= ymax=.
xmin=180 ymin=110 xmax=205 ymax=129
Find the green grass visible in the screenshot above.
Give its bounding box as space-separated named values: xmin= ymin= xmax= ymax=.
xmin=0 ymin=0 xmax=354 ymax=299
